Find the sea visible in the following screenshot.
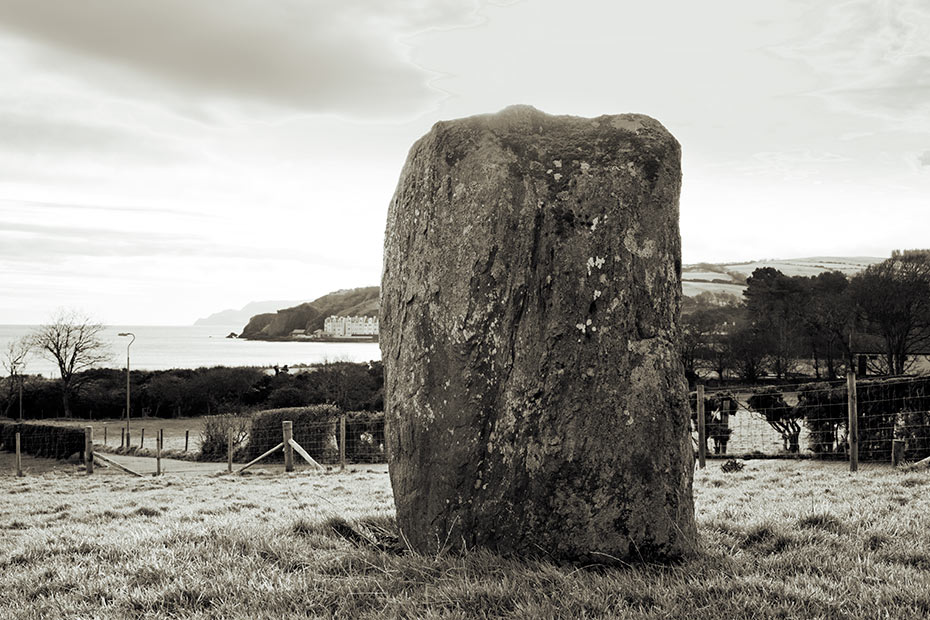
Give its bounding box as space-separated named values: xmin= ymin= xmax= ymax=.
xmin=0 ymin=324 xmax=381 ymax=378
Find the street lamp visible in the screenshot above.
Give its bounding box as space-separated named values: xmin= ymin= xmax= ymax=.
xmin=118 ymin=332 xmax=135 ymax=441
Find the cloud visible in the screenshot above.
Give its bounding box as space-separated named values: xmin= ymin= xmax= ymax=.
xmin=737 ymin=149 xmax=852 ymax=180
xmin=773 ymin=0 xmax=930 ymax=133
xmin=919 ymin=151 xmax=930 ymax=167
xmin=0 ymin=198 xmax=195 ymax=218
xmin=0 ymin=109 xmax=194 ymax=164
xmin=0 ymin=0 xmax=486 ymax=120
xmin=0 ymin=212 xmax=365 ymax=267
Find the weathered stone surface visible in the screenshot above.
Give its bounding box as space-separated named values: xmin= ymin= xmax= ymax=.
xmin=380 ymin=105 xmax=696 ymax=562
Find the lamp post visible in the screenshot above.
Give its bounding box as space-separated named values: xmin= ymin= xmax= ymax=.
xmin=118 ymin=332 xmax=135 ymax=440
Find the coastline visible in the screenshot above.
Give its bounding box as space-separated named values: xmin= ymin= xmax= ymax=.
xmin=0 ymin=324 xmax=380 ymax=375
xmin=237 ymin=335 xmax=378 ymax=344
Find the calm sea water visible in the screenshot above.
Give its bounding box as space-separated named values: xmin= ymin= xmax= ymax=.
xmin=0 ymin=324 xmax=381 ymax=377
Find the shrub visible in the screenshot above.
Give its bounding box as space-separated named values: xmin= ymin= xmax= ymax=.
xmin=798 ymin=382 xmax=847 ymax=457
xmin=344 ymin=411 xmax=385 ymax=463
xmin=198 ymin=414 xmax=251 ymax=462
xmin=248 ymin=405 xmax=340 ymax=464
xmin=0 ymin=421 xmax=85 ymax=459
xmin=898 ymin=410 xmax=930 ymax=461
xmin=721 ymin=459 xmax=744 ymax=473
xmin=265 ymin=386 xmax=309 ymax=409
xmin=859 ymin=376 xmax=930 ymax=462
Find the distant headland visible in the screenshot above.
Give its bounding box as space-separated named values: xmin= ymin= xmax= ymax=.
xmin=236 ymin=286 xmax=379 ymax=342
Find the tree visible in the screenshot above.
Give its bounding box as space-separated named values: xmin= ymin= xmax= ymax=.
xmin=799 ymin=272 xmax=853 ymax=379
xmin=2 ymin=337 xmax=32 ymax=418
xmin=31 ymin=310 xmax=111 ymax=417
xmin=743 ymin=268 xmax=807 ymax=379
xmin=747 ymin=387 xmax=803 ymax=453
xmin=680 ymin=310 xmax=716 ymax=383
xmin=681 ymin=295 xmax=743 ymax=383
xmin=726 ymin=320 xmax=769 ymax=382
xmin=850 ymin=251 xmax=930 ymax=375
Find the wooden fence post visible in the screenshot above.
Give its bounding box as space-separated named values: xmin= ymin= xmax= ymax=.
xmin=227 ymin=427 xmax=234 ymax=473
xmin=140 ymin=428 xmax=145 ymax=449
xmin=892 ymin=439 xmax=905 ymax=468
xmin=340 ymin=413 xmax=347 ymax=472
xmin=847 ymin=370 xmax=858 ymax=472
xmin=121 ymin=427 xmax=125 ymax=449
xmin=185 ymin=429 xmax=190 ymax=452
xmin=15 ymin=432 xmax=23 ymax=477
xmin=156 ymin=429 xmax=163 ymax=476
xmin=85 ymin=426 xmax=94 ymax=474
xmin=103 ymin=425 xmax=107 ymax=446
xmin=697 ymin=384 xmax=706 ymax=469
xmin=283 ymin=420 xmax=294 ymax=472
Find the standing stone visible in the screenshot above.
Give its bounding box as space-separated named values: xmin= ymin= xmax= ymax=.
xmin=381 ymin=105 xmax=696 ymax=562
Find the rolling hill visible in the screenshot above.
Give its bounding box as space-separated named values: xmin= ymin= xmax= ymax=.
xmin=682 ymin=256 xmax=884 ymax=298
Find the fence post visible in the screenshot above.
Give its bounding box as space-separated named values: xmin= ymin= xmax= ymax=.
xmin=121 ymin=427 xmax=125 ymax=449
xmin=697 ymin=384 xmax=706 ymax=469
xmin=847 ymin=370 xmax=858 ymax=472
xmin=340 ymin=413 xmax=347 ymax=472
xmin=85 ymin=426 xmax=94 ymax=474
xmin=15 ymin=432 xmax=23 ymax=477
xmin=185 ymin=429 xmax=190 ymax=452
xmin=283 ymin=421 xmax=294 ymax=472
xmin=227 ymin=427 xmax=233 ymax=473
xmin=140 ymin=428 xmax=145 ymax=449
xmin=892 ymin=439 xmax=905 ymax=468
xmin=103 ymin=425 xmax=107 ymax=446
xmin=156 ymin=429 xmax=163 ymax=476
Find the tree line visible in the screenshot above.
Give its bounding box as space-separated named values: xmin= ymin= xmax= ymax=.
xmin=1 ymin=309 xmax=384 ymax=420
xmin=682 ymin=250 xmax=930 ymax=384
xmin=2 ymin=361 xmax=383 ymax=421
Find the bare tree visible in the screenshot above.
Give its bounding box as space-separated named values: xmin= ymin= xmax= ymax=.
xmin=851 ymin=251 xmax=930 ymax=375
xmin=2 ymin=337 xmax=32 ymax=418
xmin=31 ymin=309 xmax=111 ymax=417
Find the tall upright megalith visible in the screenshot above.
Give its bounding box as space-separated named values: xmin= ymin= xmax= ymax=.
xmin=380 ymin=105 xmax=696 ymax=562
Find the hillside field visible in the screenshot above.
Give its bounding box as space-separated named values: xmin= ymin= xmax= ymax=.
xmin=2 ymin=459 xmax=929 ymax=619
xmin=682 ymin=255 xmax=884 ymax=298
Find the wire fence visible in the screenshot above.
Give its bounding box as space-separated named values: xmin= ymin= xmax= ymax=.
xmin=693 ymin=373 xmax=930 ymax=464
xmin=1 ymin=412 xmax=387 ymax=477
xmin=8 ymin=373 xmax=930 ymax=476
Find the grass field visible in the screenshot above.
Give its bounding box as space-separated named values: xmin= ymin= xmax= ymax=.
xmin=42 ymin=416 xmax=224 ymax=458
xmin=2 ymin=459 xmax=929 ymax=619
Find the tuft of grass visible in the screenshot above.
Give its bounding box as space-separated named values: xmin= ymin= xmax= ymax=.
xmin=864 ymin=532 xmax=889 ymax=551
xmin=738 ymin=523 xmax=794 ymax=553
xmin=132 ymin=506 xmax=162 ymax=517
xmin=796 ymin=512 xmax=846 ymax=534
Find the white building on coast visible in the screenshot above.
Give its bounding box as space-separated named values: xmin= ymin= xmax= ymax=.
xmin=323 ymin=315 xmax=379 ymax=337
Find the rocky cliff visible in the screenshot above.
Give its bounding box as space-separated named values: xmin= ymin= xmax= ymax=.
xmin=239 ymin=286 xmax=379 ymax=340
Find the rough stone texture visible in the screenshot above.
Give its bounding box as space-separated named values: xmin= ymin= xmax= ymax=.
xmin=380 ymin=105 xmax=696 ymax=563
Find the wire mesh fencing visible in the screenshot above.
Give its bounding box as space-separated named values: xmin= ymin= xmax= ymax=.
xmin=693 ymin=374 xmax=930 ymax=464
xmin=2 ymin=410 xmax=387 ymax=477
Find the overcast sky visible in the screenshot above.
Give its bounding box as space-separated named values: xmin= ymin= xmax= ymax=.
xmin=1 ymin=0 xmax=928 ymax=325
